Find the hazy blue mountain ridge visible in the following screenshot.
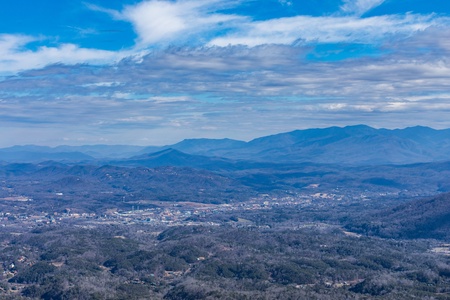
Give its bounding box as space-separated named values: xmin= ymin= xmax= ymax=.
xmin=140 ymin=138 xmax=247 ymax=157
xmin=2 ymin=125 xmax=450 ymax=165
xmin=123 ymin=148 xmax=239 ymax=170
xmin=200 ymin=125 xmax=450 ymax=165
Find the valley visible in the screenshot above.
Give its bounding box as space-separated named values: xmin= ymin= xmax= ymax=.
xmin=1 ymin=126 xmax=450 ymax=299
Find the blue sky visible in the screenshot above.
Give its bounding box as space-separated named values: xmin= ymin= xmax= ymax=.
xmin=1 ymin=0 xmax=450 ymax=146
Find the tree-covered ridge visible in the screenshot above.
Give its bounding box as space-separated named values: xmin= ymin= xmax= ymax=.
xmin=1 ymin=209 xmax=450 ymax=299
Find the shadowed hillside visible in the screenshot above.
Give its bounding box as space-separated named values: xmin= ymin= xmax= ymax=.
xmin=348 ymin=192 xmax=450 ymax=240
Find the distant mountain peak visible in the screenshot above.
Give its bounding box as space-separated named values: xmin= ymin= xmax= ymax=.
xmin=2 ymin=125 xmax=450 ymax=166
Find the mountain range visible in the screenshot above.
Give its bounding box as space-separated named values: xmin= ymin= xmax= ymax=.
xmin=2 ymin=125 xmax=450 ymax=165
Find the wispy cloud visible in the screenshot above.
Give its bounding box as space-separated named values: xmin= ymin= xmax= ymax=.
xmin=340 ymin=0 xmax=386 ymax=16
xmin=209 ymin=13 xmax=448 ymax=47
xmin=89 ymin=0 xmax=246 ymax=47
xmin=2 ymin=35 xmax=450 ymax=145
xmin=1 ymin=0 xmax=449 ymax=73
xmin=1 ymin=0 xmax=450 ymax=145
xmin=87 ymin=0 xmax=449 ymax=48
xmin=278 ymin=0 xmax=293 ymax=7
xmin=0 ymin=34 xmax=128 ymax=75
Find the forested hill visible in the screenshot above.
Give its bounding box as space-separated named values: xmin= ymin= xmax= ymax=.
xmin=348 ymin=192 xmax=450 ymax=240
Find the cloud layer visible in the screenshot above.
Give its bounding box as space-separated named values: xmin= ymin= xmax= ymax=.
xmin=1 ymin=0 xmax=450 ymax=146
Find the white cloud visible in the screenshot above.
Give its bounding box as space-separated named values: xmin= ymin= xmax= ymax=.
xmin=83 ymin=3 xmax=122 ymax=19
xmin=209 ymin=14 xmax=447 ymax=47
xmin=82 ymin=81 xmax=123 ymax=88
xmin=278 ymin=0 xmax=293 ymax=6
xmin=1 ymin=0 xmax=448 ymax=75
xmin=0 ymin=34 xmax=34 ymax=53
xmin=123 ymin=1 xmax=188 ymax=45
xmin=116 ymin=116 xmax=163 ymax=123
xmin=340 ymin=0 xmax=386 ymax=16
xmin=150 ymin=96 xmax=192 ymax=103
xmin=89 ymin=0 xmax=449 ymax=49
xmin=3 ymin=1 xmax=450 ymax=145
xmin=0 ymin=34 xmax=128 ymax=74
xmin=112 ymin=92 xmax=134 ymax=99
xmin=118 ymin=0 xmax=245 ymax=47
